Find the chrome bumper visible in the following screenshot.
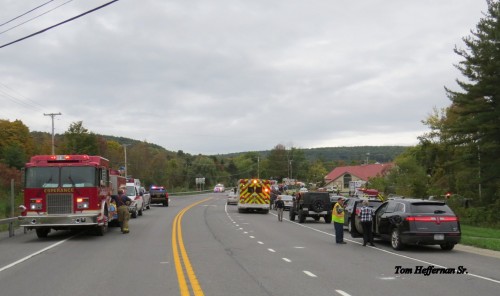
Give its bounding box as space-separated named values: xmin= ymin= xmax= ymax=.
xmin=19 ymin=213 xmax=100 ymax=228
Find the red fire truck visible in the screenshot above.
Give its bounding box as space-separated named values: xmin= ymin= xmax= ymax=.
xmin=18 ymin=154 xmax=118 ymax=238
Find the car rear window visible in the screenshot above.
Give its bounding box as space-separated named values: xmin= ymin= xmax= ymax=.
xmin=409 ymin=203 xmax=454 ymax=214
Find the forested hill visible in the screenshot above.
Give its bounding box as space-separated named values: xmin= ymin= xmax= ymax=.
xmin=219 ymin=146 xmax=409 ymax=163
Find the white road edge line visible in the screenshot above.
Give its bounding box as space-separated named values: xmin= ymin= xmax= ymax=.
xmin=335 ymin=290 xmax=352 ymax=296
xmin=282 ymin=258 xmax=292 ymax=262
xmin=268 ymin=248 xmax=276 ymax=252
xmin=0 ymin=235 xmax=76 ymax=273
xmin=303 ymin=270 xmax=317 ymax=277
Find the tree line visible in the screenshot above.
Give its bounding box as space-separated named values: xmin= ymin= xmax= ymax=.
xmin=0 ymin=119 xmax=403 ymax=195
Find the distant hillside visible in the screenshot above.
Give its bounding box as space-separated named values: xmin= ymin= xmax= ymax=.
xmin=34 ymin=129 xmax=408 ymax=163
xmin=218 ymin=146 xmax=409 ymax=163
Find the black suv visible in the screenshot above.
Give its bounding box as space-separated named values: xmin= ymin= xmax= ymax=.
xmin=149 ymin=185 xmax=169 ymax=207
xmin=289 ymin=192 xmax=332 ymax=223
xmin=351 ymin=199 xmax=461 ymax=250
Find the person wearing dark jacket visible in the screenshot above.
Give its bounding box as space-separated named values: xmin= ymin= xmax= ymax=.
xmin=112 ymin=189 xmax=132 ymax=234
xmin=275 ymin=195 xmax=285 ymax=222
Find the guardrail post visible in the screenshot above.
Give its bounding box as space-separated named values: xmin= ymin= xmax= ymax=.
xmin=10 ymin=179 xmax=15 ymax=237
xmin=9 ymin=222 xmax=14 ymax=238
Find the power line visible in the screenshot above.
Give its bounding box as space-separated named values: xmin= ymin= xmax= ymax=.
xmin=0 ymin=0 xmax=120 ymax=49
xmin=0 ymin=82 xmax=46 ymax=111
xmin=0 ymin=0 xmax=75 ymax=36
xmin=0 ymin=0 xmax=55 ymax=27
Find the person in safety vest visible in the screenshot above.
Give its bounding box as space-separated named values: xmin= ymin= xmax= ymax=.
xmin=332 ymin=197 xmax=346 ymax=244
xmin=112 ymin=189 xmax=132 ymax=234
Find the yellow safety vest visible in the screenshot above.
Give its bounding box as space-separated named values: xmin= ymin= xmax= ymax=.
xmin=332 ymin=202 xmax=344 ymax=223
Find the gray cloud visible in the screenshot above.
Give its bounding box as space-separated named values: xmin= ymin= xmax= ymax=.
xmin=0 ymin=0 xmax=487 ymax=154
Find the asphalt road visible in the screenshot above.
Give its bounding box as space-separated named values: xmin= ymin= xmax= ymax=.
xmin=1 ymin=193 xmax=499 ymax=296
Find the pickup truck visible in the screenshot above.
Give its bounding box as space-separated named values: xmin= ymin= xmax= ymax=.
xmin=140 ymin=186 xmax=151 ymax=210
xmin=150 ymin=185 xmax=169 ymax=207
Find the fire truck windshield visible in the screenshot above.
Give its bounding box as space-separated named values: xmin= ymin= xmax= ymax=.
xmin=25 ymin=167 xmax=97 ymax=188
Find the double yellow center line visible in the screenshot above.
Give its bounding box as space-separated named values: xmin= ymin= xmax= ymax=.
xmin=172 ymin=198 xmax=212 ymax=296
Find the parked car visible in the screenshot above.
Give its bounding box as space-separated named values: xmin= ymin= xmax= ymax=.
xmin=278 ymin=194 xmax=294 ymax=210
xmin=351 ymin=199 xmax=461 ymax=250
xmin=227 ymin=190 xmax=238 ymax=205
xmin=150 ymin=185 xmax=169 ymax=207
xmin=344 ymin=198 xmax=383 ymax=232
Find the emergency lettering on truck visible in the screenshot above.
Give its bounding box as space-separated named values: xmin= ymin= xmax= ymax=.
xmin=18 ymin=154 xmax=118 ymax=238
xmin=237 ymin=178 xmax=271 ymax=214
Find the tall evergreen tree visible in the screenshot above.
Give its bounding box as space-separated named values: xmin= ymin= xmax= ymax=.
xmin=444 ymin=0 xmax=500 ymax=203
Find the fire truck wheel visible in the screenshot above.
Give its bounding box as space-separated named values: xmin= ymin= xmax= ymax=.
xmin=131 ymin=209 xmax=138 ymax=218
xmin=138 ymin=207 xmax=143 ymax=216
xmin=95 ymin=224 xmax=107 ymax=236
xmin=36 ymin=228 xmax=50 ymax=238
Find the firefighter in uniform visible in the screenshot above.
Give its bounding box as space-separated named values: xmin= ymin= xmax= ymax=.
xmin=332 ymin=197 xmax=346 ymax=244
xmin=113 ymin=189 xmax=131 ymax=234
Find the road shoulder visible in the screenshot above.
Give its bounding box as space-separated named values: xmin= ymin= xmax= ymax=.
xmin=455 ymin=244 xmax=500 ymax=259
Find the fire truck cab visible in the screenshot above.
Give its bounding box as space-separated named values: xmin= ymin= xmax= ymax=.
xmin=18 ymin=155 xmax=115 ymax=238
xmin=237 ymin=178 xmax=271 ymax=214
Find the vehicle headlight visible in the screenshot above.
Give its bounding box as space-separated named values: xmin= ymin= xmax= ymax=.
xmin=30 ymin=198 xmax=43 ymax=210
xmin=76 ymin=197 xmax=90 ymax=209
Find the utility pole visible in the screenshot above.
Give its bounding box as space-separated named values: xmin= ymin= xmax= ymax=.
xmin=44 ymin=112 xmax=62 ymax=155
xmin=123 ymin=144 xmax=130 ymax=178
xmin=257 ymin=156 xmax=260 ymax=179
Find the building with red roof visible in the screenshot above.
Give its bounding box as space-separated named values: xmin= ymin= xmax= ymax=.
xmin=324 ymin=163 xmax=393 ymax=194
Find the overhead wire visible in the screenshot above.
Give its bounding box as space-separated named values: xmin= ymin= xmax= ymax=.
xmin=0 ymin=0 xmax=56 ymax=27
xmin=0 ymin=0 xmax=75 ymax=36
xmin=0 ymin=0 xmax=120 ymax=49
xmin=0 ymin=83 xmax=45 ymax=112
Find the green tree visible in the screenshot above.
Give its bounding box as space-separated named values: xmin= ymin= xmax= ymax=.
xmin=306 ymin=160 xmax=328 ymax=187
xmin=386 ymin=148 xmax=429 ymax=198
xmin=63 ymin=121 xmax=98 ymax=155
xmin=443 ymin=0 xmax=500 ymax=203
xmin=265 ymin=144 xmax=289 ymax=180
xmin=0 ymin=119 xmax=34 ymax=168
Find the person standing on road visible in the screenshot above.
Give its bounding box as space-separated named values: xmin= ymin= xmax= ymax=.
xmin=332 ymin=197 xmax=346 ymax=244
xmin=270 ymin=191 xmax=277 ymax=210
xmin=275 ymin=195 xmax=285 ymax=222
xmin=359 ymin=200 xmax=375 ymax=246
xmin=113 ymin=188 xmax=132 ymax=234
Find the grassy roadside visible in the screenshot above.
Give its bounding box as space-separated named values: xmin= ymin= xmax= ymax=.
xmin=460 ymin=225 xmax=500 ymax=251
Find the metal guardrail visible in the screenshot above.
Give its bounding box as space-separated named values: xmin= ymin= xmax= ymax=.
xmin=0 ymin=217 xmax=18 ymax=238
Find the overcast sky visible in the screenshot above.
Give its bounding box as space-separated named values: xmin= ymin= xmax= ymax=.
xmin=0 ymin=0 xmax=488 ymax=155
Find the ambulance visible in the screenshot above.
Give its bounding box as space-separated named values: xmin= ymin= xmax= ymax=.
xmin=237 ymin=178 xmax=271 ymax=214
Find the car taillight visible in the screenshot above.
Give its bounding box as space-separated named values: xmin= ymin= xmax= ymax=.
xmin=77 ymin=197 xmax=90 ymax=209
xmin=405 ymin=216 xmax=458 ymax=222
xmin=30 ymin=198 xmax=43 ymax=210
